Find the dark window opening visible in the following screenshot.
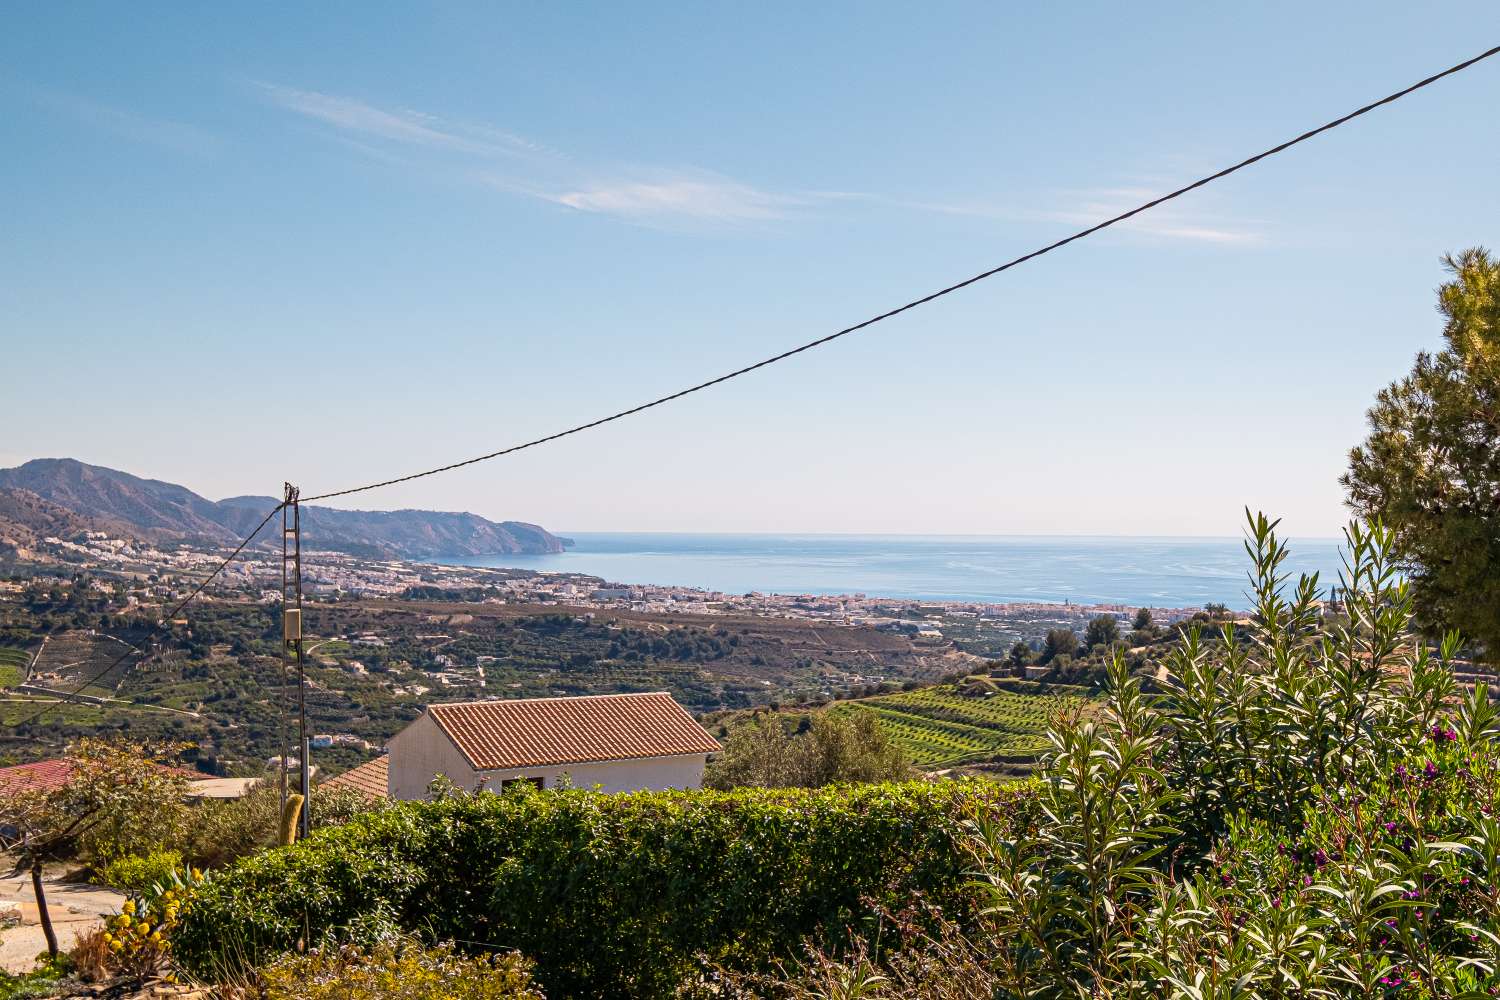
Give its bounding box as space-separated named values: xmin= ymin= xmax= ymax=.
xmin=500 ymin=775 xmax=545 ymax=790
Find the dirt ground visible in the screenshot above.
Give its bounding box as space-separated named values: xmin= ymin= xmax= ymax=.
xmin=0 ymin=871 xmax=125 ymax=974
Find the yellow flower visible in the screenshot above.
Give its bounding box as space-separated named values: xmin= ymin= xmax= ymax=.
xmin=121 ymin=900 xmax=136 ymax=915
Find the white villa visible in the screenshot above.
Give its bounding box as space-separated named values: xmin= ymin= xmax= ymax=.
xmin=379 ymin=691 xmax=721 ymax=800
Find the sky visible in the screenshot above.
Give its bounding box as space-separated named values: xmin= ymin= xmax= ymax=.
xmin=2 ymin=3 xmax=1498 ymax=538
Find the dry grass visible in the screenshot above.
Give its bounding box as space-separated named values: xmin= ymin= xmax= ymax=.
xmin=68 ymin=925 xmax=114 ymax=983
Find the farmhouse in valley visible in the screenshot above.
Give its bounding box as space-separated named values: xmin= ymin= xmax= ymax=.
xmin=385 ymin=691 xmax=720 ymax=800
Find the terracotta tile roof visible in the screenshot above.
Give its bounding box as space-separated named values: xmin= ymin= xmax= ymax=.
xmin=322 ymin=755 xmax=389 ymax=801
xmin=0 ymin=757 xmax=207 ymax=796
xmin=0 ymin=758 xmax=73 ymax=795
xmin=426 ymin=692 xmax=720 ymax=771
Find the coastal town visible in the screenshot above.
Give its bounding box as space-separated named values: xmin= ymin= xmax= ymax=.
xmin=22 ymin=527 xmax=1205 ymax=647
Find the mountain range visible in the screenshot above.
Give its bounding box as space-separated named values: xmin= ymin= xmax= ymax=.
xmin=0 ymin=459 xmax=569 ymax=560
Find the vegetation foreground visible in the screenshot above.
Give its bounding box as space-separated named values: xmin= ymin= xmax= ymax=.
xmin=88 ymin=515 xmax=1480 ymax=998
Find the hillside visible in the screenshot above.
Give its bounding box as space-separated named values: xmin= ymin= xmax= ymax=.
xmin=705 ymin=673 xmax=1098 ymax=773
xmin=0 ymin=487 xmax=134 ymax=557
xmin=0 ymin=586 xmax=966 ymax=773
xmin=0 ymin=458 xmax=569 ymax=559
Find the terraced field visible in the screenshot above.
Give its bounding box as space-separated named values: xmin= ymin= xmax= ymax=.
xmin=831 ymin=677 xmax=1095 ymax=768
xmin=0 ymin=647 xmax=29 ymax=689
xmin=27 ymin=631 xmax=140 ymax=696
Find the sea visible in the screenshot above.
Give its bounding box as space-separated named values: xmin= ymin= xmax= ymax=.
xmin=436 ymin=533 xmax=1350 ymax=609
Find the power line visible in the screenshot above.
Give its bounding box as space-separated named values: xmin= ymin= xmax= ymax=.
xmin=11 ymin=502 xmax=286 ymax=729
xmin=304 ymin=43 xmax=1500 ymax=505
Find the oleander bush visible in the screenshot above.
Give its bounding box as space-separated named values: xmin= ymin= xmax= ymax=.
xmin=174 ymin=777 xmax=1036 ymax=998
xmin=765 ymin=514 xmax=1500 ymax=997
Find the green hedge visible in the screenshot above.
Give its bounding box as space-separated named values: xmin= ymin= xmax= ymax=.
xmin=174 ymin=780 xmax=1035 ymax=999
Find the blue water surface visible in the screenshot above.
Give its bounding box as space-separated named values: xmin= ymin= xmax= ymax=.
xmin=436 ymin=533 xmax=1349 ymax=608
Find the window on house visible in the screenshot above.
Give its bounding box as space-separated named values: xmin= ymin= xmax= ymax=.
xmin=500 ymin=775 xmax=545 ymax=790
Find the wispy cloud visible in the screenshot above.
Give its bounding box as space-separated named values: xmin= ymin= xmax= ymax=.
xmin=825 ymin=184 xmax=1265 ymax=246
xmin=256 ymin=82 xmax=543 ymax=160
xmin=543 ymin=174 xmax=806 ymax=224
xmin=32 ymin=90 xmax=222 ymax=158
xmin=256 ymin=82 xmax=805 ymax=228
xmin=1043 ymin=186 xmax=1265 ymax=246
xmin=254 ymin=83 xmax=1266 ymax=243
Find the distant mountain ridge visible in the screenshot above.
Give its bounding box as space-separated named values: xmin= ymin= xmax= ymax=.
xmin=0 ymin=459 xmax=569 ymax=560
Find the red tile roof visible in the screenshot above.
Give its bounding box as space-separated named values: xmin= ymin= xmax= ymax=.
xmin=0 ymin=757 xmax=207 ymax=796
xmin=322 ymin=755 xmax=389 ymax=801
xmin=426 ymin=692 xmax=720 ymax=771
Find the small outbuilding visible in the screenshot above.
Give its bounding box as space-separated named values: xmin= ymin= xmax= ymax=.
xmin=322 ymin=755 xmax=390 ymax=803
xmin=386 ymin=691 xmax=720 ymax=800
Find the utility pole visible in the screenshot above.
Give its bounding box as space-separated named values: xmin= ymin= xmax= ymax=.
xmin=281 ymin=483 xmax=310 ymax=839
xmin=278 ymin=491 xmax=290 ymax=819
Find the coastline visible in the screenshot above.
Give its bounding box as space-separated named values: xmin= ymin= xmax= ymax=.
xmin=431 ymin=531 xmax=1347 ymax=610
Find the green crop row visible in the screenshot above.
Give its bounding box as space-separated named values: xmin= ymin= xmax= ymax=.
xmin=830 ymin=681 xmax=1093 ymax=767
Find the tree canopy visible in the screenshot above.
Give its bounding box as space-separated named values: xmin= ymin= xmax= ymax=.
xmin=704 ymin=711 xmax=913 ymax=789
xmin=1344 ymin=248 xmax=1500 ymax=659
xmin=1083 ymin=615 xmax=1120 ymax=650
xmin=1040 ymin=628 xmax=1079 ymax=664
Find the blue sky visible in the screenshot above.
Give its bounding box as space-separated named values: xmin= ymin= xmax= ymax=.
xmin=3 ymin=3 xmax=1497 ymax=537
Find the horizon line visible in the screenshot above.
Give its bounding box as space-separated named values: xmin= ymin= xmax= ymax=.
xmin=542 ymin=529 xmax=1349 ymax=543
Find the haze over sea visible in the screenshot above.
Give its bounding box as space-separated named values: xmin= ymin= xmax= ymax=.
xmin=439 ymin=533 xmax=1349 ymax=609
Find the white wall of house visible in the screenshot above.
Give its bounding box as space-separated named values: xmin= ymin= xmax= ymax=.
xmin=475 ymin=753 xmax=707 ymax=794
xmin=387 ymin=712 xmax=479 ymax=800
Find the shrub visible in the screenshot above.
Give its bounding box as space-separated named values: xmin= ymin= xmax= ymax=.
xmin=704 ymin=711 xmax=913 ymax=789
xmin=258 ymin=940 xmax=543 ymax=1000
xmin=696 ymin=900 xmax=997 ymax=1000
xmin=174 ymin=779 xmax=1035 ymax=998
xmin=960 ymin=514 xmax=1500 ymax=994
xmin=98 ymin=849 xmax=183 ymax=895
xmin=186 ymin=780 xmax=386 ymax=869
xmin=102 ymin=866 xmax=204 ymax=983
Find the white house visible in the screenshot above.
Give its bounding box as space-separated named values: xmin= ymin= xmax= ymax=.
xmin=385 ymin=691 xmax=721 ymax=800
